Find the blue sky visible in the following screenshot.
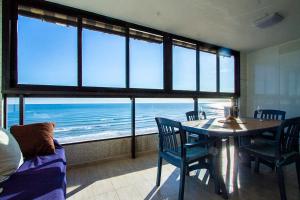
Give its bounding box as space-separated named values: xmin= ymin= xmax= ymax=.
xmin=17 ymin=15 xmax=234 ymax=103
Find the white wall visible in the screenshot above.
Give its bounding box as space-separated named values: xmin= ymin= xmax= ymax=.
xmin=241 ymin=38 xmax=300 ymax=118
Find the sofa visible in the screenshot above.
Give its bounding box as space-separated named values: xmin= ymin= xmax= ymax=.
xmin=0 ymin=140 xmax=66 ymax=200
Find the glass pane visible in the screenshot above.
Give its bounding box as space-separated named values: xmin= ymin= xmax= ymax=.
xmin=82 ymin=28 xmax=126 ymax=87
xmin=7 ymin=98 xmax=19 ymax=128
xmin=18 ymin=15 xmax=77 ymax=86
xmin=200 ymin=51 xmax=217 ymax=92
xmin=136 ymin=98 xmax=193 ymax=135
xmin=24 ymin=98 xmax=131 ymax=143
xmin=173 ymin=46 xmax=196 ymax=90
xmin=198 ymin=98 xmax=231 ymax=118
xmin=130 ymin=38 xmax=163 ymax=89
xmin=220 ymin=55 xmax=235 ymax=93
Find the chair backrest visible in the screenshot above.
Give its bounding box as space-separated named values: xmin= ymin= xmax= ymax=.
xmin=275 ymin=117 xmax=300 ymax=157
xmin=254 ymin=109 xmax=286 ymax=120
xmin=155 ymin=117 xmax=185 ymax=157
xmin=186 ymin=111 xmax=207 ymax=121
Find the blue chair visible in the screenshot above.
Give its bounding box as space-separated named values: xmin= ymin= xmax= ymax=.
xmin=155 ymin=117 xmax=220 ymax=200
xmin=185 ymin=111 xmax=207 ymax=142
xmin=186 ymin=110 xmax=206 ymax=121
xmin=254 ymin=109 xmax=286 ymax=140
xmin=240 ymin=117 xmax=300 ymax=200
xmin=253 ymin=109 xmax=286 ymax=170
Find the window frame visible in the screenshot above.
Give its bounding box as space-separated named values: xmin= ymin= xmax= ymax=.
xmin=2 ymin=0 xmax=240 ymax=99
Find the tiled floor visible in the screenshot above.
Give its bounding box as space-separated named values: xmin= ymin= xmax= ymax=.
xmin=66 ymin=143 xmax=300 ymax=200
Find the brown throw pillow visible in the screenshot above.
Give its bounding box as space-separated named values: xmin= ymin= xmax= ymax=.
xmin=10 ymin=123 xmax=56 ymax=158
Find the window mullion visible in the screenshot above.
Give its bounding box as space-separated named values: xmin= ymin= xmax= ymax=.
xmin=131 ymin=97 xmax=136 ymax=158
xmin=19 ymin=95 xmax=24 ymax=125
xmin=77 ymin=17 xmax=83 ymax=87
xmin=216 ymin=52 xmax=220 ymax=93
xmin=196 ymin=44 xmax=200 ymax=91
xmin=126 ymin=27 xmax=130 ymax=88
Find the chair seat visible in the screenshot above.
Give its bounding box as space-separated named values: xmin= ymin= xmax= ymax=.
xmin=253 ymin=136 xmax=276 ymax=145
xmin=261 ymin=131 xmax=275 ymax=137
xmin=241 ymin=142 xmax=276 ymax=159
xmin=180 ymin=146 xmax=209 ymax=162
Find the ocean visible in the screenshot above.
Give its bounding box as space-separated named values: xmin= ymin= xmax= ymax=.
xmin=7 ymin=102 xmax=228 ymax=143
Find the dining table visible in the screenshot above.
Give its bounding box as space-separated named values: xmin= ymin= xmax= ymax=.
xmin=181 ymin=117 xmax=282 ymax=199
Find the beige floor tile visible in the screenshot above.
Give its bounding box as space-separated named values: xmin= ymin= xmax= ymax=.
xmin=67 ymin=149 xmax=300 ymax=200
xmin=94 ymin=191 xmax=119 ymax=200
xmin=116 ymin=185 xmax=143 ymax=200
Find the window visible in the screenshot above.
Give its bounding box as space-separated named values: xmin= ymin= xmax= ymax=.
xmin=135 ymin=98 xmax=194 ymax=135
xmin=7 ymin=98 xmax=20 ymax=128
xmin=199 ymin=51 xmax=217 ymax=92
xmin=130 ymin=30 xmax=163 ymax=89
xmin=18 ymin=15 xmax=77 ymax=86
xmin=173 ymin=41 xmax=196 ymax=91
xmin=24 ymin=98 xmax=131 ymax=143
xmin=220 ymin=55 xmax=235 ymax=93
xmin=198 ymin=98 xmax=231 ymax=118
xmin=82 ymin=22 xmax=126 ymax=88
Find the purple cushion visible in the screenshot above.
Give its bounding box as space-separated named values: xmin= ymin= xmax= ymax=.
xmin=0 ymin=140 xmax=66 ymax=200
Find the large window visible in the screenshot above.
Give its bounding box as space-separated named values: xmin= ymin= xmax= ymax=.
xmin=6 ymin=3 xmax=240 ymax=146
xmin=82 ymin=24 xmax=126 ymax=88
xmin=130 ymin=30 xmax=163 ymax=89
xmin=220 ymin=55 xmax=235 ymax=93
xmin=135 ymin=98 xmax=194 ymax=135
xmin=200 ymin=51 xmax=217 ymax=92
xmin=172 ymin=41 xmax=196 ymax=91
xmin=23 ymin=98 xmax=131 ymax=143
xmin=18 ymin=15 xmax=77 ymax=86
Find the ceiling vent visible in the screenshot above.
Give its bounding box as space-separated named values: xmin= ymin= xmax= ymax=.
xmin=255 ymin=13 xmax=284 ymax=28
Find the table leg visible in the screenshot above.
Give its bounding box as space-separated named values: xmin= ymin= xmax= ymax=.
xmin=232 ymin=137 xmax=240 ymax=189
xmin=214 ymin=138 xmax=229 ymax=199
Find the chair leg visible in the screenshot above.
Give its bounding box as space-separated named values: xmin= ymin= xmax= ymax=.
xmin=185 ymin=164 xmax=190 ymax=176
xmin=208 ymin=156 xmax=220 ymax=194
xmin=156 ymin=156 xmax=162 ymax=187
xmin=179 ymin=162 xmax=186 ymax=200
xmin=276 ymin=166 xmax=287 ymax=200
xmin=254 ymin=157 xmax=260 ymax=173
xmin=296 ymin=159 xmax=300 ymax=190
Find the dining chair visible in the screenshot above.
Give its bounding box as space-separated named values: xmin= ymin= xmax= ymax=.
xmin=155 ymin=117 xmax=220 ymax=200
xmin=186 ymin=110 xmax=207 ymax=121
xmin=254 ymin=109 xmax=286 ymax=140
xmin=253 ymin=109 xmax=286 ymax=170
xmin=239 ymin=117 xmax=300 ymax=200
xmin=185 ymin=111 xmax=207 ymax=142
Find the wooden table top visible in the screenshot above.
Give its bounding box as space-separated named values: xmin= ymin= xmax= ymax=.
xmin=182 ymin=118 xmax=282 ymax=137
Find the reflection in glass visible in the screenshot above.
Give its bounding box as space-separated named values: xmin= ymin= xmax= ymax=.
xmin=24 ymin=98 xmax=131 ymax=143
xmin=173 ymin=46 xmax=196 ymax=90
xmin=7 ymin=98 xmax=19 ymax=128
xmin=136 ymin=98 xmax=194 ymax=135
xmin=82 ymin=29 xmax=126 ymax=87
xmin=220 ymin=55 xmax=235 ymax=93
xmin=18 ymin=16 xmax=77 ymax=86
xmin=200 ymin=51 xmax=217 ymax=92
xmin=130 ymin=38 xmax=163 ymax=89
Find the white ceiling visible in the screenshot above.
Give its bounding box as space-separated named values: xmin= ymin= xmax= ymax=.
xmin=49 ymin=0 xmax=300 ymax=52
